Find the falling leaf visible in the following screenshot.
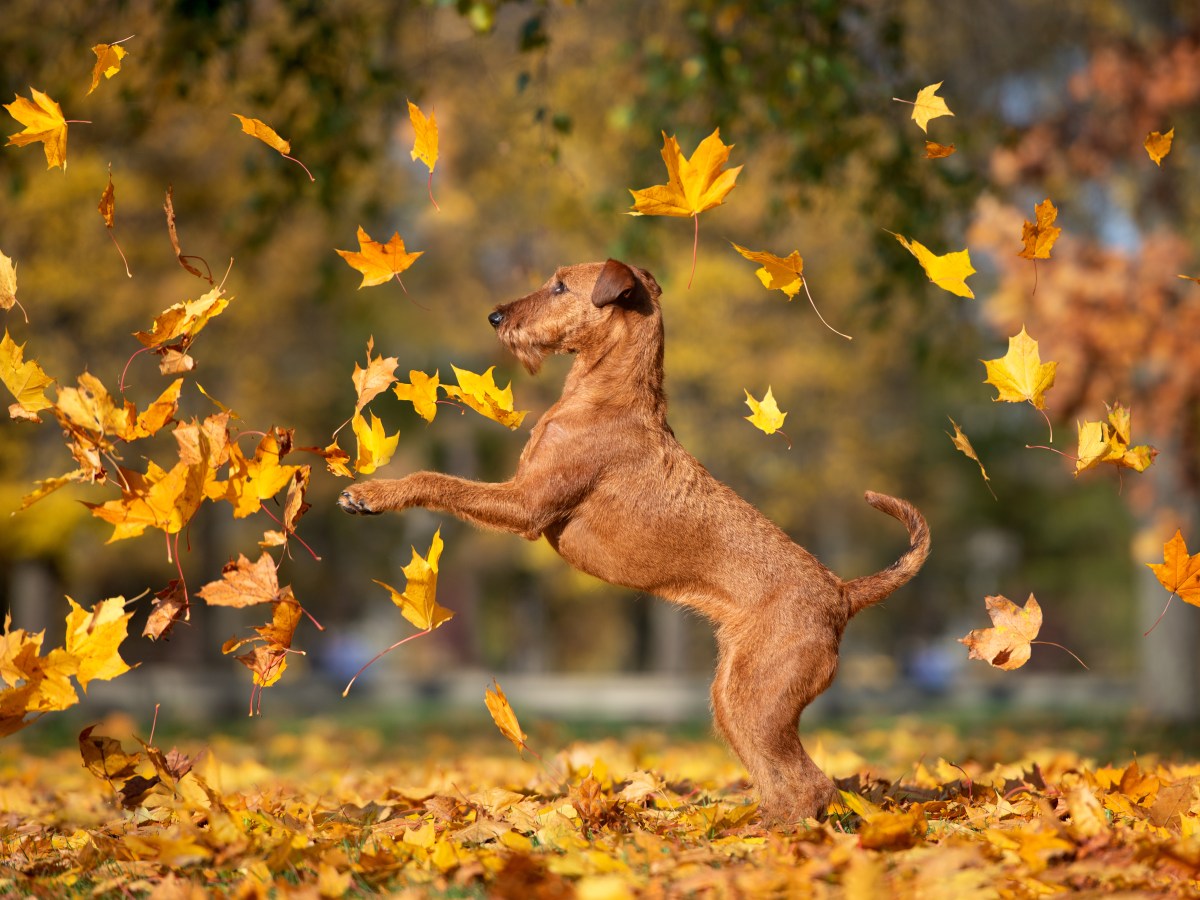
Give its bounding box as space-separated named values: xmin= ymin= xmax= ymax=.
xmin=209 ymin=431 xmax=301 ymax=518
xmin=1147 ymin=530 xmax=1200 ymax=607
xmin=373 ymin=529 xmax=453 ymax=632
xmin=0 ymin=249 xmax=19 ymax=319
xmin=222 ymin=594 xmax=303 ymax=691
xmin=97 ymin=171 xmax=115 ymax=228
xmin=442 ymin=365 xmax=527 ymax=429
xmin=0 ymin=329 xmax=54 ymax=422
xmin=731 ymin=243 xmax=803 ymax=298
xmin=1018 ymin=199 xmax=1061 ymax=260
xmin=1145 ymin=127 xmax=1174 ymax=166
xmin=982 ymin=327 xmax=1056 ymax=410
xmin=629 ymin=128 xmax=742 ymax=286
xmin=134 ymin=288 xmax=229 ymax=349
xmin=351 ymin=411 xmax=400 ymax=474
xmin=88 ymin=43 xmax=128 ymax=95
xmin=1074 ymin=402 xmax=1157 ymax=476
xmin=86 ymin=450 xmax=209 ymax=542
xmin=394 ymin=370 xmax=441 ymax=423
xmin=959 ymin=594 xmax=1042 ymax=670
xmin=63 ymin=596 xmax=134 ymax=692
xmin=947 ymin=417 xmax=995 ymax=498
xmin=744 ymin=387 xmax=786 ymax=436
xmin=896 ymin=82 xmax=954 ymax=133
xmin=352 ymin=336 xmax=399 ymax=413
xmin=892 ymin=233 xmax=975 ymax=298
xmin=198 ymin=553 xmax=286 ymax=608
xmin=142 ymin=581 xmax=189 ymax=641
xmin=232 ymin=114 xmax=313 ymax=181
xmin=5 ymin=88 xmax=69 ymax=170
xmin=336 ymin=226 xmax=423 ymax=289
xmin=408 ymin=99 xmax=440 ymax=209
xmin=485 ymin=679 xmax=528 ymax=752
xmin=924 ymin=141 xmax=956 ymax=159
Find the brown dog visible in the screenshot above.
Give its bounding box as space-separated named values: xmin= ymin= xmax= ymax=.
xmin=339 ymin=259 xmax=930 ymax=824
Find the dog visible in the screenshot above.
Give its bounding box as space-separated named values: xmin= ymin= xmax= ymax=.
xmin=339 ymin=258 xmax=930 ymax=824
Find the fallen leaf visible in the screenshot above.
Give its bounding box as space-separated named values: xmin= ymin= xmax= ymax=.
xmin=959 ymin=594 xmax=1042 ymax=670
xmin=336 ymin=226 xmax=423 ymax=289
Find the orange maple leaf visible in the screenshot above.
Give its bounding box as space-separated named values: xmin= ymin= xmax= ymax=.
xmin=629 ymin=128 xmax=742 ymax=287
xmin=88 ymin=42 xmax=128 ymax=95
xmin=198 ymin=552 xmax=286 ymax=608
xmin=5 ymin=88 xmax=70 ymax=170
xmin=485 ymin=678 xmax=528 ymax=753
xmin=336 ymin=226 xmax=423 ymax=289
xmin=959 ymin=594 xmax=1042 ymax=670
xmin=1019 ymin=199 xmax=1061 ymax=260
xmin=1147 ymin=530 xmax=1200 ymax=607
xmin=232 ymin=114 xmax=314 ymax=181
xmin=924 ymin=141 xmax=956 ymax=159
xmin=1145 ymin=127 xmax=1174 ymax=166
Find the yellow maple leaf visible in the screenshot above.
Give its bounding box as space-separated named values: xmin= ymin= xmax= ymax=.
xmin=88 ymin=43 xmax=128 ymax=95
xmin=897 ymin=82 xmax=954 ymax=133
xmin=731 ymin=243 xmax=803 ymax=298
xmin=336 ymin=226 xmax=423 ymax=289
xmin=133 ymin=287 xmax=230 ymax=349
xmin=4 ymin=88 xmax=69 ymax=170
xmin=408 ymin=99 xmax=440 ymax=209
xmin=1074 ymin=402 xmax=1157 ymax=476
xmin=744 ymin=387 xmax=786 ymax=436
xmin=87 ymin=452 xmax=209 ymax=542
xmin=374 ymin=529 xmax=454 ymax=631
xmin=0 ymin=250 xmax=20 ymax=320
xmin=63 ymin=596 xmax=134 ymax=692
xmin=485 ymin=678 xmax=528 ymax=753
xmin=209 ymin=431 xmax=299 ymax=518
xmin=443 ymin=365 xmax=527 ymax=429
xmin=893 ymin=233 xmax=975 ymax=298
xmin=947 ymin=417 xmax=995 ymax=498
xmin=0 ymin=329 xmax=54 ymax=422
xmin=1145 ymin=127 xmax=1174 ymax=166
xmin=1147 ymin=530 xmax=1200 ymax=607
xmin=982 ymin=326 xmax=1056 ymax=410
xmin=1019 ymin=199 xmax=1061 ymax=260
xmin=959 ymin=594 xmax=1042 ymax=670
xmin=630 ymin=128 xmax=742 ymax=286
xmin=352 ymin=336 xmax=398 ymax=414
xmin=351 ymin=411 xmax=399 ymax=474
xmin=233 ymin=113 xmax=290 ymax=153
xmin=394 ymin=369 xmax=441 ymax=423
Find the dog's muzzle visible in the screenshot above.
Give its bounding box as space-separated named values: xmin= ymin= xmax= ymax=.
xmin=488 ymin=310 xmax=504 ymax=328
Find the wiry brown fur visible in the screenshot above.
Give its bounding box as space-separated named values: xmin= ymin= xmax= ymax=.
xmin=339 ymin=259 xmax=931 ymax=824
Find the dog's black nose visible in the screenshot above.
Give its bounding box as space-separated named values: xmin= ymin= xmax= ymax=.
xmin=488 ymin=310 xmax=504 ymax=328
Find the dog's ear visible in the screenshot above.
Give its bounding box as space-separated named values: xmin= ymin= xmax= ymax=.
xmin=592 ymin=258 xmax=647 ymax=308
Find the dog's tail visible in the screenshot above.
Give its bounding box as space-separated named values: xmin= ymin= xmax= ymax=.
xmin=843 ymin=491 xmax=931 ymax=618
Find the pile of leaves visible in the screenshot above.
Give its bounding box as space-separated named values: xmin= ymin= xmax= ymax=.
xmin=1 ymin=716 xmax=1198 ymax=896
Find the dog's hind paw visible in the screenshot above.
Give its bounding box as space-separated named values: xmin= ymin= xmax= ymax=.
xmin=338 ymin=488 xmax=381 ymax=516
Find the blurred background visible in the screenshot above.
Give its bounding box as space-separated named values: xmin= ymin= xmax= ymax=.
xmin=3 ymin=0 xmax=1200 ymax=737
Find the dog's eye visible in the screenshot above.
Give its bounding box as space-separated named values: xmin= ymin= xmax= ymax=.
xmin=552 ymin=280 xmax=566 ymax=295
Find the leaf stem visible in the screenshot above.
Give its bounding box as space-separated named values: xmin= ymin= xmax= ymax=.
xmin=800 ymin=276 xmax=852 ymax=341
xmin=1144 ymin=593 xmax=1174 ymax=637
xmin=1030 ymin=640 xmax=1088 ymax=670
xmin=342 ymin=629 xmax=431 ymax=696
xmin=428 ymin=171 xmax=440 ymax=211
xmin=281 ymin=154 xmax=315 ymax=182
xmin=687 ymin=213 xmax=699 ymax=289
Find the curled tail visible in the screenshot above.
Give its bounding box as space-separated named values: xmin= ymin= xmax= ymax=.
xmin=843 ymin=491 xmax=931 ymax=618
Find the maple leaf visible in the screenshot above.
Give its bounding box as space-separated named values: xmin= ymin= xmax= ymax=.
xmin=4 ymin=88 xmax=69 ymax=170
xmin=394 ymin=370 xmax=441 ymax=422
xmin=142 ymin=581 xmax=189 ymax=641
xmin=199 ymin=553 xmax=285 ymax=608
xmin=629 ymin=128 xmax=742 ymax=287
xmin=442 ymin=365 xmax=527 ymax=430
xmin=308 ymin=437 xmax=353 ymax=478
xmin=1018 ymin=199 xmax=1061 ymax=260
xmin=336 ymin=226 xmax=423 ymax=289
xmin=223 ymin=594 xmax=304 ymax=693
xmin=408 ymin=99 xmax=440 ymax=209
xmin=947 ymin=417 xmax=995 ymax=498
xmin=1074 ymin=402 xmax=1157 ymax=476
xmin=351 ymin=411 xmax=400 ymax=474
xmin=1 ymin=329 xmax=54 ymax=422
xmin=88 ymin=42 xmax=128 ymax=95
xmin=959 ymin=594 xmax=1042 ymax=670
xmin=982 ymin=326 xmax=1056 ymax=410
xmin=1147 ymin=531 xmax=1200 ymax=607
xmin=1 ymin=248 xmax=25 ymax=322
xmin=98 ymin=170 xmax=116 ymax=228
xmin=209 ymin=431 xmax=300 ymax=518
xmin=744 ymin=387 xmax=786 ymax=436
xmin=87 ymin=449 xmax=209 ymax=542
xmin=732 ymin=243 xmax=803 ymax=298
xmin=134 ymin=287 xmax=229 ymax=349
xmin=374 ymin=529 xmax=453 ymax=632
xmin=896 ymin=82 xmax=954 ymax=133
xmin=62 ymin=596 xmax=134 ymax=692
xmin=353 ymin=336 xmax=399 ymax=413
xmin=233 ymin=114 xmax=314 ymax=181
xmin=924 ymin=141 xmax=956 ymax=159
xmin=79 ymin=724 xmax=142 ymax=782
xmin=1145 ymin=127 xmax=1174 ymax=166
xmin=485 ymin=679 xmax=528 ymax=753
xmin=893 ymin=233 xmax=976 ymax=298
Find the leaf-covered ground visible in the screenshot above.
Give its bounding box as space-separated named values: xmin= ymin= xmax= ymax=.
xmin=2 ymin=713 xmax=1199 ymax=897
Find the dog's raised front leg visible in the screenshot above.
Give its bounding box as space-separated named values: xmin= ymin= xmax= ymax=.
xmin=339 ymin=472 xmax=564 ymax=540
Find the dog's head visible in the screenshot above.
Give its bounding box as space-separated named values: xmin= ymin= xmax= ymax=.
xmin=489 ymin=259 xmax=661 ymax=373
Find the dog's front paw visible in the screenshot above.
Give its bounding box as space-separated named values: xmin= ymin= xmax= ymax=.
xmin=338 ymin=485 xmax=383 ymax=516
